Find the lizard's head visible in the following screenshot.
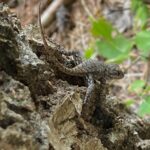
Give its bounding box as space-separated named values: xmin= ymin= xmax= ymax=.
xmin=105 ymin=64 xmax=124 ymax=80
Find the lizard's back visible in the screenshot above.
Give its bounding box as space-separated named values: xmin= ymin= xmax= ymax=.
xmin=57 ymin=59 xmax=106 ymax=79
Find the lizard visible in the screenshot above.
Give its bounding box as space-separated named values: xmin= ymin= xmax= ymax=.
xmin=53 ymin=58 xmax=124 ymax=107
xmin=53 ymin=58 xmax=124 ymax=121
xmin=54 ymin=59 xmax=124 ymax=81
xmin=38 ymin=2 xmax=124 ymax=82
xmin=38 ymin=1 xmax=124 ymax=120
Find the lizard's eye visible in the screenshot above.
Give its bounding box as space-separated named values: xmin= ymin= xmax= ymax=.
xmin=113 ymin=71 xmax=119 ymax=76
xmin=107 ymin=64 xmax=124 ymax=79
xmin=110 ymin=68 xmax=124 ymax=79
xmin=116 ymin=70 xmax=124 ymax=78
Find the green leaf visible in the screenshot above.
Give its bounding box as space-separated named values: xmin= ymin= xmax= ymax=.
xmin=134 ymin=5 xmax=149 ymax=28
xmin=95 ymin=35 xmax=132 ymax=62
xmin=84 ymin=47 xmax=95 ymax=59
xmin=91 ymin=18 xmax=114 ymax=40
xmin=96 ymin=40 xmax=121 ymax=59
xmin=132 ymin=0 xmax=149 ymax=29
xmin=138 ymin=96 xmax=150 ymax=117
xmin=106 ymin=54 xmax=129 ymax=63
xmin=134 ymin=31 xmax=150 ymax=56
xmin=129 ymin=80 xmax=145 ymax=93
xmin=111 ymin=35 xmax=133 ymax=53
xmin=143 ymin=85 xmax=150 ymax=93
xmin=124 ymin=99 xmax=135 ymax=107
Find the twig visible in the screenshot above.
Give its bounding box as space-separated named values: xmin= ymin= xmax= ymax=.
xmin=38 ymin=1 xmax=49 ymax=52
xmin=41 ymin=0 xmax=75 ymax=28
xmin=107 ymin=8 xmax=131 ymax=15
xmin=143 ymin=54 xmax=150 ymax=89
xmin=125 ymin=73 xmax=144 ymax=77
xmin=80 ymin=0 xmax=95 ymax=21
xmin=41 ymin=0 xmax=64 ymax=28
xmin=124 ymin=56 xmax=141 ymax=73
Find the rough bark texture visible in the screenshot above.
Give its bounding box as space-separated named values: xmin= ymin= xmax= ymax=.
xmin=0 ymin=4 xmax=150 ymax=150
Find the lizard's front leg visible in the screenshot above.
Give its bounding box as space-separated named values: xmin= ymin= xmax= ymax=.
xmin=84 ymin=75 xmax=95 ymax=103
xmin=81 ymin=75 xmax=97 ymax=121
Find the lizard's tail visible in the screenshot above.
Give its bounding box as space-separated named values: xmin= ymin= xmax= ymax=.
xmin=55 ymin=59 xmax=85 ymax=77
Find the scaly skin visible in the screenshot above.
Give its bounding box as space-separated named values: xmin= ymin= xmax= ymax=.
xmin=55 ymin=59 xmax=124 ymax=81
